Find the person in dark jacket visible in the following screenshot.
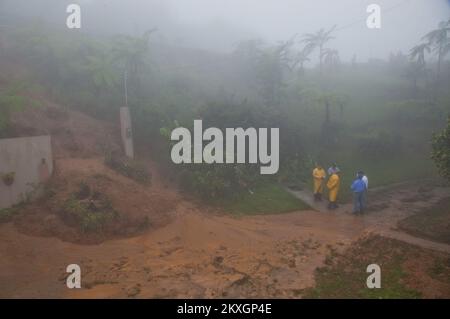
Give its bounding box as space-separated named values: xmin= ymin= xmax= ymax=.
xmin=358 ymin=170 xmax=369 ymax=209
xmin=351 ymin=172 xmax=367 ymax=214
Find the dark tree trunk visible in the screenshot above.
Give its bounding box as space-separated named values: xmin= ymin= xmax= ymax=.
xmin=434 ymin=44 xmax=443 ymax=101
xmin=322 ymin=100 xmax=331 ymax=145
xmin=319 ymin=44 xmax=323 ymax=74
xmin=325 ymin=100 xmax=330 ymax=124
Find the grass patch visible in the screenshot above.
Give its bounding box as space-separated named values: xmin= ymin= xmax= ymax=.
xmin=321 ymin=151 xmax=436 ymax=203
xmin=223 ymin=183 xmax=310 ymax=216
xmin=398 ymin=197 xmax=450 ymax=245
xmin=0 ymin=206 xmax=19 ymax=223
xmin=303 ymin=235 xmax=450 ymax=299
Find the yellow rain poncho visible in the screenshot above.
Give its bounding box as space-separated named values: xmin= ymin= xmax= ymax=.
xmin=312 ymin=167 xmax=326 ymax=194
xmin=327 ymin=173 xmax=340 ymax=202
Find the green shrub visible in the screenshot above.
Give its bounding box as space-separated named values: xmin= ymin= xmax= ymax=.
xmin=61 ymin=183 xmax=119 ymax=233
xmin=62 ymin=196 xmax=119 ymax=233
xmin=1 ymin=172 xmax=16 ymax=186
xmin=357 ymin=131 xmax=402 ymax=159
xmin=431 ymin=117 xmax=450 ymax=181
xmin=178 ymin=164 xmax=260 ymax=201
xmin=277 ymin=154 xmax=312 ymax=188
xmin=386 ymin=100 xmax=444 ymax=126
xmin=0 ymin=207 xmax=19 ymax=223
xmin=0 ymin=86 xmax=29 ymax=135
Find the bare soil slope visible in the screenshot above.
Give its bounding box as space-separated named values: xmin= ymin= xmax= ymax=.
xmin=10 ymin=96 xmax=120 ymax=158
xmin=6 ymin=99 xmax=178 ymax=244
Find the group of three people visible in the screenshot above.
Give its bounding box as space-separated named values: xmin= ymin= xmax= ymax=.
xmin=312 ymin=163 xmax=368 ymax=214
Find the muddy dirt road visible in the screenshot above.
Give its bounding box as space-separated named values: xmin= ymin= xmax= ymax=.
xmin=0 ymin=203 xmax=362 ymax=298
xmin=287 ymin=181 xmax=450 ymax=253
xmin=1 ymin=178 xmax=448 ymax=298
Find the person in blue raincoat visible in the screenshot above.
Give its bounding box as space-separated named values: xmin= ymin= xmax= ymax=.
xmin=351 ymin=172 xmax=367 ymax=214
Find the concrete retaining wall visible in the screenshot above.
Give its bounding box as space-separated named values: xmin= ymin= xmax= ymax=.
xmin=0 ymin=135 xmax=53 ymax=209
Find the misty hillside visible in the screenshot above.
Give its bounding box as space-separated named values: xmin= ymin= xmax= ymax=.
xmin=0 ymin=0 xmax=449 ymax=300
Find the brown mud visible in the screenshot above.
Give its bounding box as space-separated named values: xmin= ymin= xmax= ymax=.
xmin=0 ymin=100 xmax=449 ymax=298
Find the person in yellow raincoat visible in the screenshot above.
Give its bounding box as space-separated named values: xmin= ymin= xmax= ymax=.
xmin=327 ymin=171 xmax=340 ymax=210
xmin=312 ymin=164 xmax=326 ymax=201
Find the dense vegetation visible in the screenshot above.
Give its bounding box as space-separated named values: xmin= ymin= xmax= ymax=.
xmin=0 ymin=17 xmax=449 ymax=204
xmin=432 ymin=118 xmax=450 ymax=182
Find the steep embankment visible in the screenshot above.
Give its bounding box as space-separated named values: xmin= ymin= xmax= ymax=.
xmin=5 ymin=97 xmax=179 ymax=244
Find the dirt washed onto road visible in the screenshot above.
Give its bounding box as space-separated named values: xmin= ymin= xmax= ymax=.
xmin=1 ymin=178 xmax=449 ymax=298
xmin=0 ymin=202 xmax=368 ymax=298
xmin=1 ymin=99 xmax=449 ymax=298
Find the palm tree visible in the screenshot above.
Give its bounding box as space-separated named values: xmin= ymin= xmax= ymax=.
xmin=256 ymin=40 xmax=294 ymax=106
xmin=409 ymin=43 xmax=430 ymax=67
xmin=406 ymin=62 xmax=425 ymax=96
xmin=334 ymin=93 xmax=349 ymax=119
xmin=321 ymin=48 xmax=340 ymax=70
xmin=422 ymin=20 xmax=450 ymax=80
xmin=112 ymin=29 xmax=156 ymax=100
xmin=302 ymin=26 xmax=336 ymax=73
xmin=318 ymin=92 xmax=337 ymax=145
xmin=297 ymin=50 xmax=310 ymax=76
xmin=290 ymin=46 xmax=311 ymax=76
xmin=300 ymin=89 xmax=347 ymax=144
xmin=409 ymin=43 xmax=431 ymax=95
xmin=85 ymin=54 xmax=118 ymax=95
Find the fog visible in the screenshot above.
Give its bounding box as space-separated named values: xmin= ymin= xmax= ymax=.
xmin=1 ymin=1 xmax=450 ymax=300
xmin=1 ymin=0 xmax=449 ymax=61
